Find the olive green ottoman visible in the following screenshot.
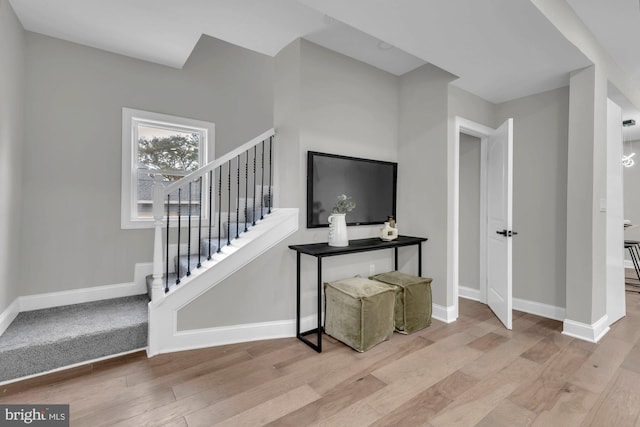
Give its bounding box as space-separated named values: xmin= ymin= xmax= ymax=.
xmin=323 ymin=277 xmax=395 ymax=352
xmin=370 ymin=271 xmax=433 ymax=334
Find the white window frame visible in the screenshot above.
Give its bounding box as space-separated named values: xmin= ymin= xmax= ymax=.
xmin=121 ymin=108 xmax=214 ymax=229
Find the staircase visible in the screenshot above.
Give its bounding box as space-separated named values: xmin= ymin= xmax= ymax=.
xmin=0 ymin=295 xmax=148 ymax=383
xmin=145 ymin=128 xmax=298 ymax=355
xmin=0 ymin=129 xmax=298 ymax=383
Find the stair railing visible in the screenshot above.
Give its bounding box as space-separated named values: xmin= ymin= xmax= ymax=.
xmin=150 ymin=129 xmax=275 ymax=302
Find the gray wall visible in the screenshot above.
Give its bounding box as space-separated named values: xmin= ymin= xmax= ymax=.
xmin=178 ymin=40 xmax=400 ymax=329
xmin=398 ymin=64 xmax=457 ymax=308
xmin=565 ymin=66 xmax=608 ymax=324
xmin=459 ymin=134 xmax=481 ymax=290
xmin=448 ymin=85 xmax=496 ymax=129
xmin=496 ymin=86 xmax=569 ymax=308
xmin=0 ymin=0 xmax=25 ymax=313
xmin=20 ymin=33 xmax=274 ymax=295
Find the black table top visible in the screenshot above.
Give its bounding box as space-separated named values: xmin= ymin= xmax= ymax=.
xmin=288 ymin=235 xmax=427 ymax=257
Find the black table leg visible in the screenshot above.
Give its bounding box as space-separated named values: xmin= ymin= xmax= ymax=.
xmin=296 ymin=254 xmax=322 ymax=353
xmin=296 ymin=252 xmax=301 ymax=337
xmin=418 ymin=242 xmax=422 ymax=276
xmin=394 ymin=248 xmax=398 ymax=271
xmin=317 ymin=257 xmax=322 ymax=352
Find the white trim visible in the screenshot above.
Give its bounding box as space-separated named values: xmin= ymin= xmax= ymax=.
xmin=458 ymin=291 xmax=566 ymax=322
xmin=624 ymin=259 xmax=635 ymax=270
xmin=148 ymin=208 xmax=299 ymax=356
xmin=459 ymin=286 xmax=483 ymax=302
xmin=432 ymin=304 xmax=457 ymax=323
xmin=512 ymin=297 xmax=566 ymax=321
xmin=151 ymin=315 xmax=316 ymax=356
xmin=0 ymin=348 xmax=145 ymax=386
xmin=0 ymin=272 xmax=149 ymax=338
xmin=163 ymin=128 xmax=274 ymax=195
xmin=562 ymin=315 xmax=610 ymax=343
xmin=0 ymin=298 xmax=20 ymax=337
xmin=479 ymin=136 xmax=488 ymax=303
xmin=121 ymin=107 xmax=214 ymax=230
xmin=19 ymin=281 xmax=146 ymax=312
xmin=134 ymin=262 xmax=153 ymax=290
xmin=451 ymin=116 xmax=496 ymax=320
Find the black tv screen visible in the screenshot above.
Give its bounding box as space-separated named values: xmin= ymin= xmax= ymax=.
xmin=307 ymin=151 xmax=397 ymax=228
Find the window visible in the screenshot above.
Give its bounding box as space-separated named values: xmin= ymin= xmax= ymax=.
xmin=121 ymin=108 xmax=214 ymax=229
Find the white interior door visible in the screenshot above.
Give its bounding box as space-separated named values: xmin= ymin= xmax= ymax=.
xmin=486 ymin=118 xmax=513 ymax=329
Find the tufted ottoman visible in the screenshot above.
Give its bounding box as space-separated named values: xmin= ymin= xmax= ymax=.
xmin=370 ymin=271 xmax=433 ymax=334
xmin=323 ymin=277 xmax=395 ymax=352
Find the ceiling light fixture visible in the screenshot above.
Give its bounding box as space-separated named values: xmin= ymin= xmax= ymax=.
xmin=377 ymin=41 xmax=393 ymax=50
xmin=623 ymin=119 xmax=636 ymax=168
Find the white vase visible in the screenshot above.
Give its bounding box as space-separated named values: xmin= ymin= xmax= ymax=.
xmin=328 ymin=213 xmax=348 ymax=247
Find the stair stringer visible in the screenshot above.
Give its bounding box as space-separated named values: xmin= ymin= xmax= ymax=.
xmin=147 ymin=208 xmax=298 ymax=356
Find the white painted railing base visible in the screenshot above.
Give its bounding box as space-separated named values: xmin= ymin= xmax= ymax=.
xmin=148 ymin=208 xmax=298 ymax=356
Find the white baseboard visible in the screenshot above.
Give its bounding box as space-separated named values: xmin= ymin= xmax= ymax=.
xmin=0 ymin=269 xmax=149 ymax=338
xmin=562 ymin=315 xmax=610 ymax=343
xmin=432 ymin=303 xmax=456 ymax=323
xmin=625 ymin=260 xmax=633 ymax=269
xmin=0 ymin=280 xmax=148 ymax=337
xmin=19 ymin=281 xmax=146 ymax=312
xmin=457 ymin=289 xmax=566 ymax=322
xmin=0 ymin=298 xmax=21 ymax=337
xmin=134 ymin=262 xmax=153 ymax=290
xmin=152 ymin=315 xmax=317 ymax=356
xmin=512 ymin=297 xmax=566 ymax=321
xmin=459 ymin=286 xmax=482 ymax=302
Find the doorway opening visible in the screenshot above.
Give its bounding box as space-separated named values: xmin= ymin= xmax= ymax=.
xmin=458 ymin=132 xmax=485 ymax=305
xmin=451 ymin=117 xmax=514 ymax=329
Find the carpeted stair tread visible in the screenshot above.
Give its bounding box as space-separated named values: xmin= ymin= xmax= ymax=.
xmin=0 ymin=295 xmax=148 ymax=382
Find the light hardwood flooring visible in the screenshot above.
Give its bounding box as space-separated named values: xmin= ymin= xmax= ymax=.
xmin=2 ymin=284 xmax=640 ymax=426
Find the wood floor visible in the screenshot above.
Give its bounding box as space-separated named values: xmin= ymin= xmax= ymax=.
xmin=2 ymin=287 xmax=640 ymax=426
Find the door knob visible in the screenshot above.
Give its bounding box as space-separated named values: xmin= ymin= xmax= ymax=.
xmin=496 ymin=230 xmax=518 ymax=237
xmin=496 ymin=230 xmax=508 ymax=236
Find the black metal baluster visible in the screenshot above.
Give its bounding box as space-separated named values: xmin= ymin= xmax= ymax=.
xmin=244 ymin=150 xmax=249 ymax=232
xmin=165 ymin=194 xmax=170 ymax=293
xmin=187 ymin=181 xmax=192 ymax=277
xmin=176 ymin=188 xmax=181 ymax=285
xmin=208 ymin=170 xmax=213 ymax=260
xmin=252 ymin=146 xmax=257 ymax=226
xmin=197 ymin=176 xmax=202 ymax=268
xmin=227 ymin=160 xmax=231 ymax=246
xmin=268 ymin=135 xmax=273 ymax=214
xmin=260 ymin=140 xmax=265 ymax=220
xmin=236 ymin=155 xmax=240 ymax=239
xmin=217 ymin=167 xmax=222 ymax=253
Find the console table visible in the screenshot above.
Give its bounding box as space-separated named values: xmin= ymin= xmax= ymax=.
xmin=288 ymin=235 xmax=428 ymax=352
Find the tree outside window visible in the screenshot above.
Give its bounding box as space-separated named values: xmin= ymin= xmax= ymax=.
xmin=121 ymin=108 xmax=213 ymax=229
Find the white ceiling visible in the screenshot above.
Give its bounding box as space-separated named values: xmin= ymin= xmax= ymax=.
xmin=7 ymin=0 xmax=638 ymax=108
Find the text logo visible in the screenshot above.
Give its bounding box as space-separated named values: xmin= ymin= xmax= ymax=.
xmin=1 ymin=405 xmax=69 ymax=426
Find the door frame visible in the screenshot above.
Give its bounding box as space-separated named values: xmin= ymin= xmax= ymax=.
xmin=450 ymin=116 xmax=495 ymax=318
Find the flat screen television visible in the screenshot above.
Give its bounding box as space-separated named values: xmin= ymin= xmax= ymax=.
xmin=307 ymin=151 xmax=397 ymax=228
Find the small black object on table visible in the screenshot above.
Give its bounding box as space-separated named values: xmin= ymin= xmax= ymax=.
xmin=288 ymin=235 xmax=428 ymax=353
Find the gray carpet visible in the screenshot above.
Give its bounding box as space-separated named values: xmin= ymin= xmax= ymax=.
xmin=0 ymin=295 xmax=148 ymax=382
